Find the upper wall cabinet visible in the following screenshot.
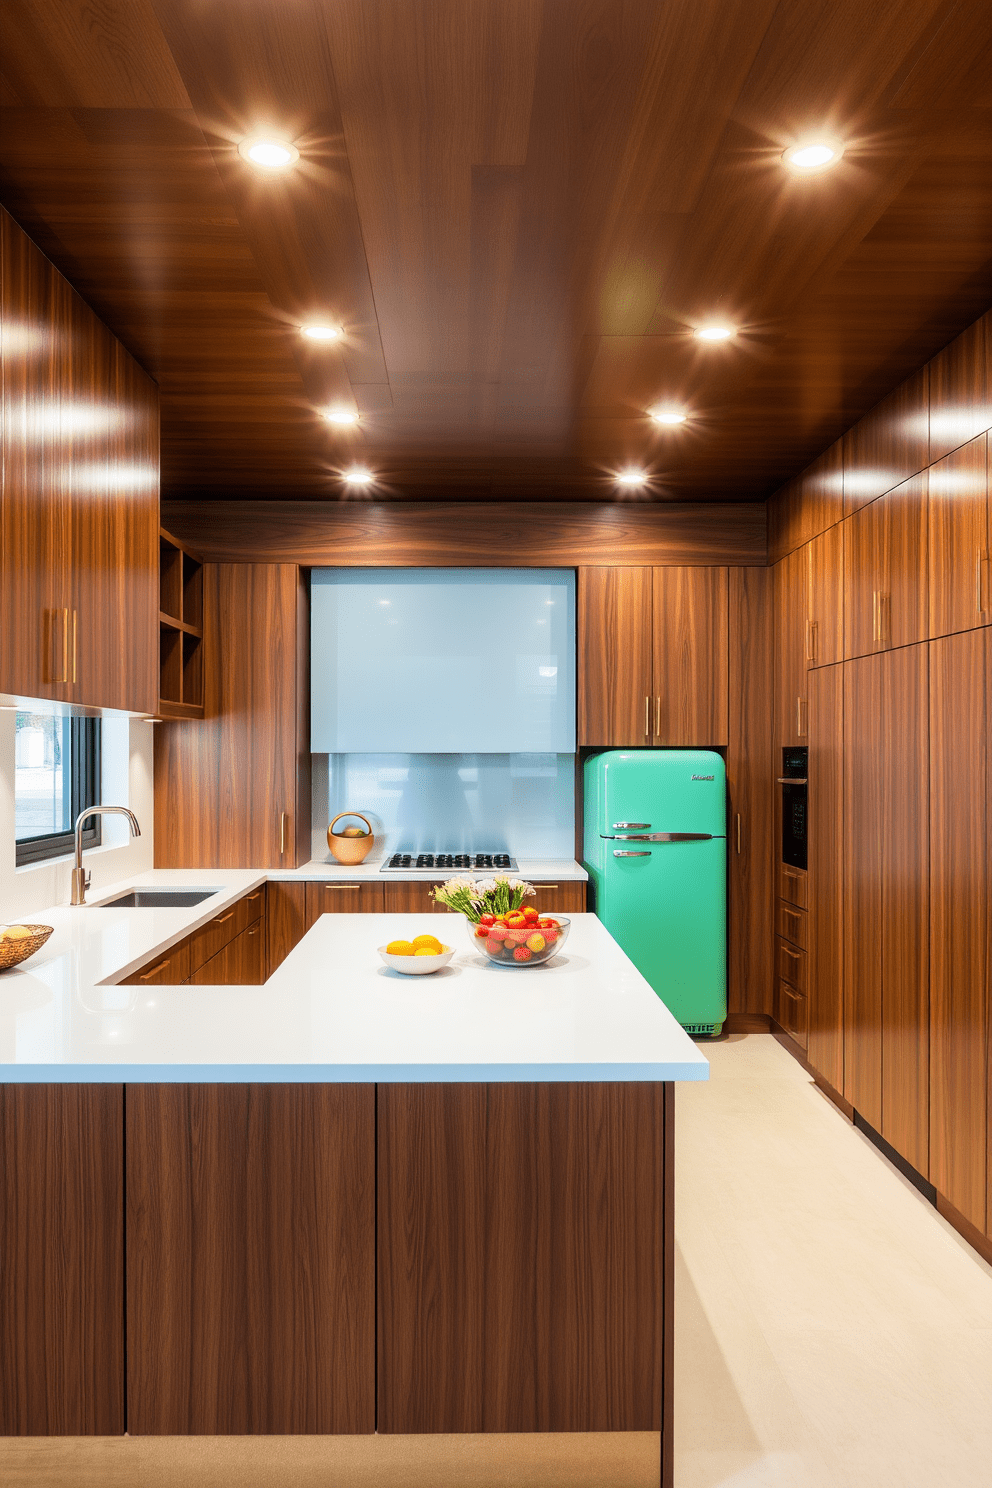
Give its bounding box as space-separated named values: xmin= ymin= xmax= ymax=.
xmin=928 ymin=311 xmax=992 ymax=465
xmin=0 ymin=208 xmax=158 ymax=714
xmin=843 ymin=474 xmax=928 ymax=659
xmin=773 ymin=548 xmax=808 ymax=747
xmin=579 ymin=567 xmax=728 ymax=748
xmin=843 ymin=367 xmax=929 ymax=518
xmin=806 ymin=526 xmax=844 ymax=669
xmin=928 ymin=434 xmax=990 ymax=639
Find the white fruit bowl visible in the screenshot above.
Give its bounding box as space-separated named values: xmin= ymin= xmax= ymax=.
xmin=377 ymin=945 xmax=455 ymax=976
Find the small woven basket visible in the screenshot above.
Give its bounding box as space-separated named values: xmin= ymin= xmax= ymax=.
xmin=326 ymin=812 xmax=375 ymax=865
xmin=0 ymin=924 xmax=54 ymax=972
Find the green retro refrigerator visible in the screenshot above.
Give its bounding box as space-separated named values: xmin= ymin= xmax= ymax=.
xmin=583 ymin=749 xmax=727 ymax=1036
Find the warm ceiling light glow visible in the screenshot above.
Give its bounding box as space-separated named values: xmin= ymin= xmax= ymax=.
xmin=783 ymin=142 xmax=840 ymax=171
xmin=323 ymin=408 xmax=360 ymax=426
xmin=650 ymin=408 xmax=687 ymax=425
xmin=694 ymin=324 xmax=735 ymax=342
xmin=343 ymin=465 xmax=374 ymax=486
xmin=615 ymin=468 xmax=648 ymax=487
xmin=301 ymin=324 xmax=341 ymax=342
xmin=238 ymin=137 xmax=299 ymax=169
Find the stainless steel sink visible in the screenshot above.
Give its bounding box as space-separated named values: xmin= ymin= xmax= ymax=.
xmin=96 ymin=889 xmax=219 ymax=908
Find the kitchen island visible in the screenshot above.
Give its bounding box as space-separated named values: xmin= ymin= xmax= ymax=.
xmin=0 ymin=886 xmax=706 ymax=1488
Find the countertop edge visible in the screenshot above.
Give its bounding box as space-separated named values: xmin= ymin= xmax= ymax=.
xmin=0 ymin=1060 xmax=708 ymax=1084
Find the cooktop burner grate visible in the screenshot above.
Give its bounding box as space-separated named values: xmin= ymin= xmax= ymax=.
xmin=381 ymin=852 xmax=518 ymax=872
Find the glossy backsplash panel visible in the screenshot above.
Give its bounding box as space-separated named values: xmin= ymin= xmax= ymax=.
xmin=311 ymin=753 xmax=575 ymax=863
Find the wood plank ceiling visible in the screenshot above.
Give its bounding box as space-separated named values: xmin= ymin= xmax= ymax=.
xmin=1 ymin=0 xmax=990 ymax=503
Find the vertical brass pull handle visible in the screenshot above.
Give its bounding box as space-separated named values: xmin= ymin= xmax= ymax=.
xmin=872 ymin=591 xmax=888 ymax=647
xmin=654 ymin=696 xmax=661 ymax=738
xmin=280 ymin=811 xmax=288 ymax=856
xmin=736 ymin=813 xmax=742 ymax=855
xmin=644 ymin=695 xmax=650 ymax=738
xmin=796 ymin=697 xmax=808 ymax=738
xmin=49 ymin=608 xmax=70 ymax=683
xmin=71 ymin=609 xmax=77 ymax=684
xmin=805 ymin=619 xmax=817 ymax=663
xmin=872 ymin=590 xmax=880 ymax=644
xmin=977 ymin=549 xmax=990 ymax=617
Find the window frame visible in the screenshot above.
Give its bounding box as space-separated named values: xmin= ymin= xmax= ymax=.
xmin=15 ymin=716 xmax=102 ymax=867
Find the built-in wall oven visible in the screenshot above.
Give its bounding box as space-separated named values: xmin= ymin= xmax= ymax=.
xmin=779 ymin=747 xmax=808 ymax=870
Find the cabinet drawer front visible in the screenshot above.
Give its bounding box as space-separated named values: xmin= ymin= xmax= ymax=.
xmin=777 ymin=938 xmax=807 ymax=995
xmin=777 ymin=901 xmax=808 ymax=951
xmin=776 ymin=978 xmax=808 ymax=1047
xmin=121 ymin=940 xmax=190 ymax=987
xmin=778 ymin=864 xmax=808 ymax=909
xmin=531 ymin=882 xmax=587 ymax=914
xmin=188 ymin=891 xmax=260 ymax=973
xmin=306 ymin=880 xmax=385 ymax=926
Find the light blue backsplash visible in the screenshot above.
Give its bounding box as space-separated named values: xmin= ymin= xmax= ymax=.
xmin=311 ymin=753 xmax=576 ymax=862
xmin=310 ymin=568 xmax=576 ymax=754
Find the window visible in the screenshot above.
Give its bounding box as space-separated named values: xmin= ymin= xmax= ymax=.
xmin=14 ymin=713 xmax=101 ymax=866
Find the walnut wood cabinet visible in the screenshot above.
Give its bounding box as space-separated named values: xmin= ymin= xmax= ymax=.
xmin=306 ymin=881 xmax=385 ymax=926
xmin=806 ymin=525 xmax=844 ymax=667
xmin=928 ymin=434 xmax=990 ymax=639
xmin=154 ymin=564 xmax=311 ymax=869
xmin=265 ymin=881 xmax=308 ymax=978
xmin=579 ymin=565 xmax=728 ymax=746
xmin=843 ymin=474 xmax=928 ymax=659
xmin=189 ymin=920 xmax=265 ymax=985
xmin=928 ymin=630 xmax=990 ymax=1236
xmin=772 ymin=546 xmax=808 ymax=745
xmin=0 ymin=1085 xmax=124 ymax=1435
xmin=806 ymin=664 xmax=844 ymax=1095
xmin=0 ymin=206 xmax=158 ymax=715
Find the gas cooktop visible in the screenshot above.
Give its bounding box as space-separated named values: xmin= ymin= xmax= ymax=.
xmin=381 ymin=852 xmax=518 ymax=873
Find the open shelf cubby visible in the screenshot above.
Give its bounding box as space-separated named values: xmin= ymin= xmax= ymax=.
xmin=158 ymin=527 xmax=205 ymax=720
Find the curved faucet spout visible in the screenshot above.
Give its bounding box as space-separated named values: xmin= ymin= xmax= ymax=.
xmin=71 ymin=806 xmax=141 ymax=905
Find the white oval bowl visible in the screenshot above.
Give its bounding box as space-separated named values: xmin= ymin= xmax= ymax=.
xmin=378 ymin=945 xmax=455 ymax=976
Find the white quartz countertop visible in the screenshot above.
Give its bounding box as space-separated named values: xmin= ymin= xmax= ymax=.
xmin=0 ymin=870 xmax=706 ymax=1085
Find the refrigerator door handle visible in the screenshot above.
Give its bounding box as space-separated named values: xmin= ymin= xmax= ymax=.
xmin=601 ymin=832 xmax=715 ymax=842
xmin=613 ymin=849 xmax=651 ymax=857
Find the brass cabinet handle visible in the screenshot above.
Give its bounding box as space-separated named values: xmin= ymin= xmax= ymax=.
xmin=872 ymin=590 xmax=889 ymax=646
xmin=247 ymin=891 xmax=262 ymax=903
xmin=644 ymin=695 xmax=650 ymax=737
xmin=736 ymin=814 xmax=742 ymax=855
xmin=654 ymin=695 xmax=661 ymax=737
xmin=49 ymin=608 xmax=70 ymax=684
xmin=280 ymin=811 xmax=288 ymax=856
xmin=977 ymin=549 xmax=990 ymax=617
xmin=71 ymin=609 xmax=77 ymax=684
xmin=247 ymin=926 xmax=260 ymax=936
xmin=796 ymin=696 xmax=807 ymax=738
xmin=212 ymin=911 xmax=235 ymax=925
xmin=537 ymin=884 xmax=560 ymax=889
xmin=805 ymin=618 xmax=817 ymax=663
xmin=324 ymin=884 xmax=359 ymax=890
xmin=139 ymin=960 xmax=170 ymax=981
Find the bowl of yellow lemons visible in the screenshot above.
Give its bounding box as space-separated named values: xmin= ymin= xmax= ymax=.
xmin=378 ymin=931 xmax=455 ymax=975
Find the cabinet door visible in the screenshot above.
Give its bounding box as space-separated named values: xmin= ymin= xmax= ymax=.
xmin=807 ymin=526 xmax=844 ymax=667
xmin=651 ymin=567 xmax=728 ymax=745
xmin=578 ymin=567 xmax=653 ymax=745
xmin=929 ymin=631 xmax=990 ymax=1233
xmin=381 ymin=882 xmax=453 ymax=915
xmin=266 ymin=881 xmax=308 ymax=977
xmin=529 ymin=882 xmax=586 ymax=915
xmin=727 ymin=567 xmax=774 ymax=1018
xmin=69 ymin=325 xmax=158 ymax=714
xmin=0 ymin=1085 xmax=124 ymax=1435
xmin=121 ymin=938 xmax=191 ymax=988
xmin=189 ymin=923 xmax=262 ymax=984
xmin=843 ymin=657 xmax=883 ymax=1127
xmin=928 ymin=434 xmax=990 ymax=639
xmin=807 ymin=665 xmax=844 ymax=1095
xmin=773 ymin=548 xmax=808 ymax=745
xmin=126 ymin=1084 xmax=375 ymax=1434
xmin=0 ymin=214 xmax=71 ymax=701
xmin=306 ymin=881 xmax=384 ymax=927
xmin=154 ymin=565 xmax=309 ymax=867
xmin=844 ymin=475 xmax=928 ymax=658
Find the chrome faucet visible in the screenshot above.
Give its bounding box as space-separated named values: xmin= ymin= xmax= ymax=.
xmin=71 ymin=806 xmax=141 ymax=905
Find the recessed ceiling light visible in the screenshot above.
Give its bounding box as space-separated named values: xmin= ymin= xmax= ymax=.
xmin=615 ymin=468 xmax=648 ymax=487
xmin=238 ymin=137 xmax=299 ymax=169
xmin=783 ymin=142 xmax=841 ymax=171
xmin=301 ymin=324 xmax=342 ymax=342
xmin=650 ymin=408 xmax=687 ymax=425
xmin=343 ymin=465 xmax=374 ymax=486
xmin=323 ymin=408 xmax=360 ymax=426
xmin=694 ymin=324 xmax=735 ymax=342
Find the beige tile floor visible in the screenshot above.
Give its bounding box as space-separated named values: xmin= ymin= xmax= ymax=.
xmin=2 ymin=1034 xmax=990 ymax=1486
xmin=675 ymin=1034 xmax=992 ymax=1488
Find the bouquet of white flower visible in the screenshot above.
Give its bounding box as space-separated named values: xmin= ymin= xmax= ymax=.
xmin=431 ymin=874 xmax=536 ymax=923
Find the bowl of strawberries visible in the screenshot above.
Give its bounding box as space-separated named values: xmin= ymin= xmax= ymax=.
xmin=470 ymin=907 xmax=570 ymax=967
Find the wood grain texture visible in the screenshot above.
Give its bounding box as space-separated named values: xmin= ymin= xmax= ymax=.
xmin=578 ymin=567 xmax=653 ymax=746
xmin=727 ymin=566 xmax=774 ymax=1017
xmin=651 ymin=567 xmax=729 ymax=745
xmin=806 ymin=664 xmax=844 ymax=1096
xmin=0 ymin=1085 xmax=124 ymax=1435
xmin=807 ymin=524 xmax=844 ymax=667
xmin=928 ymin=433 xmax=990 ymax=638
xmin=843 ymin=367 xmax=930 ymax=517
xmin=119 ymin=937 xmax=190 ymax=988
xmin=928 ymin=310 xmax=992 ymax=464
xmin=161 ymin=501 xmax=766 ymax=567
xmin=380 ymin=883 xmax=458 ymax=916
xmin=265 ymin=880 xmax=308 ymax=978
xmin=769 ymin=440 xmax=845 ymax=562
xmin=377 ymin=1082 xmax=669 ymax=1435
xmin=772 ymin=547 xmax=807 ymax=745
xmin=929 ymin=630 xmax=989 ymax=1232
xmin=189 ymin=920 xmax=265 ymax=985
xmin=305 ymin=881 xmax=384 ymax=927
xmin=126 ymin=1083 xmax=375 ymax=1435
xmin=843 ymin=474 xmax=928 ymax=658
xmin=842 ymin=656 xmax=883 ymax=1127
xmin=0 ymin=206 xmax=158 ymax=712
xmin=154 ymin=565 xmax=310 ymax=868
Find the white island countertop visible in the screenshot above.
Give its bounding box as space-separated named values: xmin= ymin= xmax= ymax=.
xmin=0 ymin=871 xmax=707 ymax=1085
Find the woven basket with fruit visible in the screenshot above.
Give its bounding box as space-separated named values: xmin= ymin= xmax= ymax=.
xmin=0 ymin=923 xmax=54 ymax=972
xmin=431 ymin=875 xmax=569 ymax=967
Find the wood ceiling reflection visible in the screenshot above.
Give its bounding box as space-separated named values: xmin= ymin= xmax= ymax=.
xmin=1 ymin=0 xmax=990 ymax=502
